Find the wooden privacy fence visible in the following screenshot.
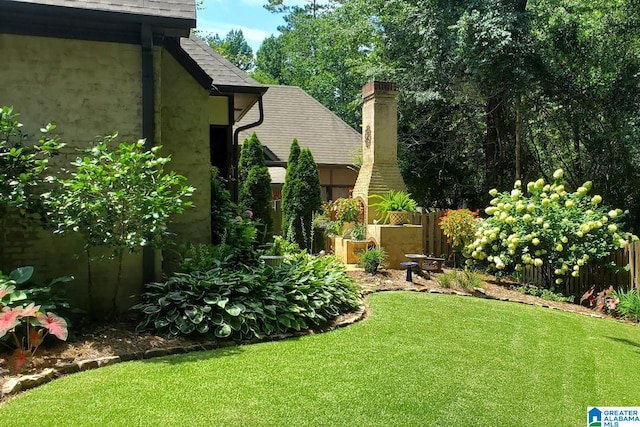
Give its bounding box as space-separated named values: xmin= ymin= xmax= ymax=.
xmin=408 ymin=210 xmax=453 ymax=258
xmin=522 ymin=241 xmax=640 ymax=297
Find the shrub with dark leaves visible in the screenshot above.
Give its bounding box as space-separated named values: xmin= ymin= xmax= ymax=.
xmin=132 ymin=254 xmax=361 ymax=339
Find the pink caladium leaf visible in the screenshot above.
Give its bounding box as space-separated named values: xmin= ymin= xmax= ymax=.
xmin=0 ymin=306 xmax=22 ymax=338
xmin=19 ymin=302 xmax=41 ymax=318
xmin=11 ymin=349 xmax=30 ymax=374
xmin=36 ymin=312 xmax=68 ymax=341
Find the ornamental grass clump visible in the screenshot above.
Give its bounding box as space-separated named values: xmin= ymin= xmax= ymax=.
xmin=466 ymin=169 xmax=637 ymax=288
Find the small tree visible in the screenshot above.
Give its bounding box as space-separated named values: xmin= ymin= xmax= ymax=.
xmin=284 ymin=148 xmax=322 ymax=250
xmin=281 ymin=139 xmax=301 ymax=240
xmin=46 ymin=134 xmax=194 ymax=316
xmin=238 ymin=133 xmax=273 ymax=240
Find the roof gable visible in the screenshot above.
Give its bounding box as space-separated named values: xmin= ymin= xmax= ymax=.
xmin=6 ymin=0 xmax=195 ymax=20
xmin=236 ymin=85 xmax=361 ymax=166
xmin=179 ymin=35 xmax=264 ymax=93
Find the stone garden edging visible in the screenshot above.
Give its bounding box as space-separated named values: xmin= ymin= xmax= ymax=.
xmin=1 ymin=304 xmax=368 ymax=400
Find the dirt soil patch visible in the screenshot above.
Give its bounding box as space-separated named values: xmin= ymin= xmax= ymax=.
xmin=0 ymin=268 xmax=625 ymax=397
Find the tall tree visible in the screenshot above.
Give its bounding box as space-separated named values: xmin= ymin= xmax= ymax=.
xmin=255 ymin=1 xmax=377 ymax=128
xmin=205 ymin=29 xmax=254 ymax=71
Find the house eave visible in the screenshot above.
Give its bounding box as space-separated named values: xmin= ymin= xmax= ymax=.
xmin=0 ymin=2 xmax=194 ymax=42
xmin=211 ymin=85 xmax=268 ymax=96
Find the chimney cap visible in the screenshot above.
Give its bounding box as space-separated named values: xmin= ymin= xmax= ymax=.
xmin=362 ymin=81 xmax=398 ymax=98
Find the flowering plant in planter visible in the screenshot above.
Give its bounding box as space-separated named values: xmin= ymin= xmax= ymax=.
xmin=334 ymin=197 xmax=363 ymax=224
xmin=0 ymin=267 xmax=69 ymax=374
xmin=465 ymin=169 xmax=637 ymax=288
xmin=317 ymin=198 xmax=364 ymax=237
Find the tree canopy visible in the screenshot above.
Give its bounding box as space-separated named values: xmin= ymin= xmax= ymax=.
xmin=204 ymin=29 xmax=254 ymax=71
xmin=255 ymin=0 xmax=640 ymax=229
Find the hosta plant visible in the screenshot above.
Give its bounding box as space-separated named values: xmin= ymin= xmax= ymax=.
xmin=0 ymin=267 xmax=69 ymax=374
xmin=133 ymin=253 xmax=360 ymax=339
xmin=466 ymin=169 xmax=636 ymax=288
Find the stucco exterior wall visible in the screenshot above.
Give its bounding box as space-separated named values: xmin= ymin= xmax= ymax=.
xmin=159 ymin=48 xmax=211 ymax=249
xmin=0 ymin=33 xmax=144 ymax=313
xmin=318 ymin=167 xmax=358 ymax=187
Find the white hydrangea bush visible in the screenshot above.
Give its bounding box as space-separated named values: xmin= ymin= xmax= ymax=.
xmin=465 ymin=169 xmax=637 ymax=286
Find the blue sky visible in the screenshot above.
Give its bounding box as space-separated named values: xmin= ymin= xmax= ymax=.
xmin=196 ymin=0 xmax=310 ymax=53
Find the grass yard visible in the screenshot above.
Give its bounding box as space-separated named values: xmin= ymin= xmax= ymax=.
xmin=1 ymin=292 xmax=639 ymax=426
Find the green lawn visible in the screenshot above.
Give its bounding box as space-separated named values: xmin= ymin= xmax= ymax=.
xmin=2 ymin=292 xmax=639 ymax=426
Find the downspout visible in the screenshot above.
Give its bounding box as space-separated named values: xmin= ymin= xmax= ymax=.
xmin=141 ymin=24 xmax=155 ymax=284
xmin=231 ymin=96 xmax=264 ymax=202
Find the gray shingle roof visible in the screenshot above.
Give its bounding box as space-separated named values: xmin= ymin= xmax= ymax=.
xmin=7 ymin=0 xmax=195 ymax=20
xmin=180 ymin=35 xmax=264 ymax=90
xmin=237 ymin=85 xmax=362 ymax=166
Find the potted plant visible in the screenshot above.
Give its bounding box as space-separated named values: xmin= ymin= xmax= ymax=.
xmin=369 ymin=190 xmax=418 ymax=225
xmin=260 ymin=236 xmax=298 ymax=267
xmin=359 ymin=247 xmax=387 ymax=274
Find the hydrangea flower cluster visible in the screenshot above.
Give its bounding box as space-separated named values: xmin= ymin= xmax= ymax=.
xmin=465 ymin=169 xmax=637 ymax=286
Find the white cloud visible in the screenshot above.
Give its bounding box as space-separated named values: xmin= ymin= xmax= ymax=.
xmin=197 ymin=19 xmax=273 ymax=52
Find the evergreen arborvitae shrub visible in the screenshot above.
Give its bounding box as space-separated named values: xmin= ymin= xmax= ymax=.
xmin=210 ymin=166 xmax=234 ymax=244
xmin=281 ymin=139 xmax=300 ymax=239
xmin=238 ymin=132 xmax=266 ymax=182
xmin=238 ymin=133 xmax=273 ymax=240
xmin=285 ymin=148 xmax=322 ymax=250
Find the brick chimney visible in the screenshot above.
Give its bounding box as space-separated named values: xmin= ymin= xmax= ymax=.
xmin=352 ymin=81 xmax=406 ymax=224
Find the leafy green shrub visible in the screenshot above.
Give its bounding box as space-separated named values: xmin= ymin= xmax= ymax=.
xmin=466 ymin=169 xmax=636 ymax=288
xmin=333 ymin=198 xmax=362 ymax=224
xmin=614 ymin=288 xmax=640 ymax=322
xmin=439 ymin=209 xmax=480 ymax=263
xmin=133 ymin=254 xmax=360 ymax=339
xmin=263 ymin=235 xmax=300 ymax=256
xmin=344 ymin=223 xmax=366 ymax=241
xmin=359 ymin=247 xmax=387 ymax=274
xmin=210 ymin=166 xmax=235 ymax=244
